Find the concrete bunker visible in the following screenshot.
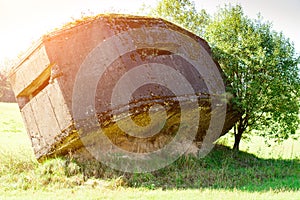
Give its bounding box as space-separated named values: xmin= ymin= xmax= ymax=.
xmin=9 ymin=14 xmax=240 ymax=163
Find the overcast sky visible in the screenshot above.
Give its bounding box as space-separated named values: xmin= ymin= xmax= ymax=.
xmin=0 ymin=0 xmax=299 ymax=67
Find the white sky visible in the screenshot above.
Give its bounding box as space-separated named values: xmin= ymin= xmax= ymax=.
xmin=0 ymin=0 xmax=299 ymax=67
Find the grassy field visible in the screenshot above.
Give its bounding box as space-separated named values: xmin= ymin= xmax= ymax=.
xmin=0 ymin=102 xmax=299 ymax=199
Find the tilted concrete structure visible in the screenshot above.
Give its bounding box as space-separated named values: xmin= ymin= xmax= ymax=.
xmin=9 ymin=14 xmax=239 ymax=161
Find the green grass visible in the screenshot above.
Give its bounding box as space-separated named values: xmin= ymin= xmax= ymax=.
xmin=217 ymin=132 xmax=300 ymax=160
xmin=0 ymin=102 xmax=299 ymax=199
xmin=0 ymin=103 xmax=25 ymax=135
xmin=2 ymin=188 xmax=300 ymax=200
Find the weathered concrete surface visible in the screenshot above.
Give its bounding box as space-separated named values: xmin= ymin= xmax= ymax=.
xmin=9 ymin=14 xmax=240 ymax=161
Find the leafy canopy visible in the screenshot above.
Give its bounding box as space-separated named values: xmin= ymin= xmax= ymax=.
xmin=150 ymin=0 xmax=209 ymax=36
xmin=205 ymin=5 xmax=300 ymax=143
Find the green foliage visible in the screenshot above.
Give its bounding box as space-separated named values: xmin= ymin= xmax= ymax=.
xmin=149 ymin=1 xmax=300 ymax=149
xmin=204 ymin=5 xmax=300 ymax=147
xmin=149 ymin=0 xmax=210 ymax=37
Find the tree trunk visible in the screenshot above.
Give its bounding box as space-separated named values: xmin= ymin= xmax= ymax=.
xmin=233 ymin=131 xmax=242 ymax=151
xmin=233 ymin=119 xmax=245 ymax=151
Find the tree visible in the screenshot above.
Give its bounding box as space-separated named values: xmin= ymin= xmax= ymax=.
xmin=205 ymin=5 xmax=300 ymax=150
xmin=149 ymin=1 xmax=300 ymax=150
xmin=149 ymin=0 xmax=209 ymax=37
xmin=0 ymin=72 xmax=15 ymax=102
xmin=0 ymin=59 xmax=16 ymax=102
